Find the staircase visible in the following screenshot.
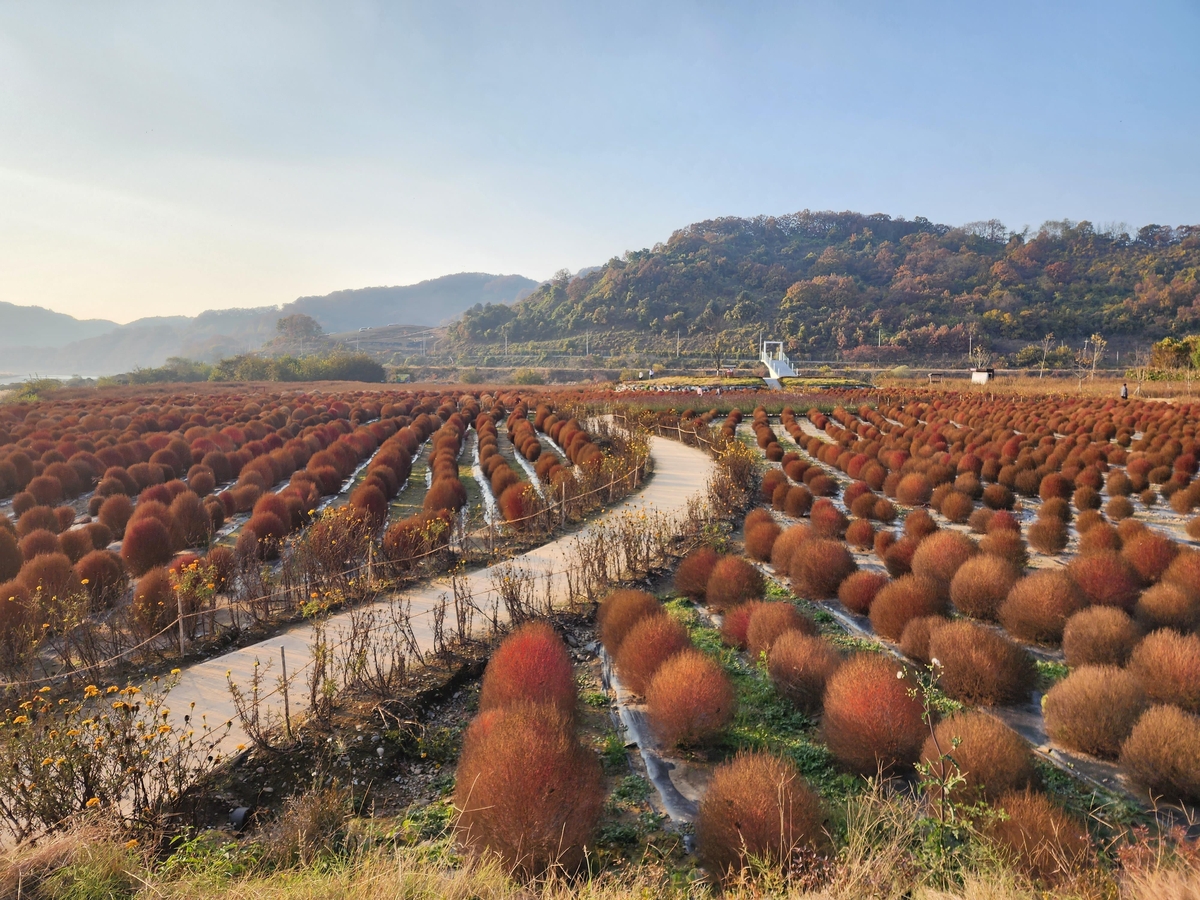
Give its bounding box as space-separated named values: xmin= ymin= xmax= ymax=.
xmin=760 ymin=341 xmax=795 ymax=386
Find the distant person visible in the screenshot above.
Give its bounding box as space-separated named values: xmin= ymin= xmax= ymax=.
xmin=1121 ymin=383 xmax=1128 ymax=399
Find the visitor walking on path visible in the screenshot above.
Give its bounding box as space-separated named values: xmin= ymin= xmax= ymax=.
xmin=1121 ymin=383 xmax=1129 ymax=399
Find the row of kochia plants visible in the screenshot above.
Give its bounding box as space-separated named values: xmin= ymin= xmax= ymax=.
xmin=583 ymin=393 xmax=1198 ymax=886
xmin=0 ymin=387 xmax=628 ymax=684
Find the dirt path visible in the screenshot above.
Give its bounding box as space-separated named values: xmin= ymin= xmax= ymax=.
xmin=166 ymin=436 xmax=715 ymax=754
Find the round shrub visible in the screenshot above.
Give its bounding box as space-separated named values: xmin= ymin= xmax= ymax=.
xmin=790 ymin=538 xmax=857 ymax=599
xmin=1106 ymin=495 xmax=1135 ymax=520
xmin=478 ymin=620 xmax=576 ymax=719
xmin=896 ymin=473 xmax=933 ymax=506
xmin=696 ymin=752 xmax=825 ymax=883
xmin=768 ymin=632 xmax=840 ymax=714
xmin=1039 ymin=473 xmax=1072 ymax=501
xmin=809 ymin=499 xmax=847 ymax=539
xmin=74 ymin=550 xmax=127 ymax=610
xmin=1135 ymin=581 xmax=1200 ymax=633
xmin=979 ymin=529 xmax=1028 ymax=568
xmin=1067 ymin=550 xmax=1141 ymax=610
xmin=999 ymin=571 xmax=1086 ymax=645
xmin=845 ymin=517 xmax=875 ymax=550
xmin=949 ymin=554 xmax=1020 ymax=620
xmin=1120 ymin=705 xmax=1200 ymax=805
xmin=130 ymin=566 xmax=174 ymax=636
xmin=1062 ymin=607 xmax=1141 ymax=668
xmin=940 ymin=490 xmax=974 ymax=524
xmin=822 ymin=653 xmax=925 ymax=775
xmin=927 ymin=621 xmax=1036 ymax=706
xmin=706 ymin=555 xmax=765 ymax=611
xmin=645 ymin=649 xmax=735 ymax=747
xmin=745 ymin=520 xmax=781 ymax=562
xmin=904 ymin=508 xmax=938 ymax=541
xmin=719 ymin=601 xmax=761 ymax=649
xmin=911 ymin=530 xmax=978 ymax=589
xmin=920 ymin=711 xmax=1034 ymax=806
xmin=883 ymin=535 xmax=919 ymax=577
xmin=1028 ymin=518 xmax=1068 ymax=554
xmin=0 ymin=530 xmax=21 ymax=583
xmin=1079 ymin=522 xmax=1121 ymax=555
xmin=1128 ymin=629 xmax=1200 ymax=713
xmin=674 ymin=546 xmax=718 ymax=600
xmin=615 ymin=613 xmax=691 ymax=697
xmin=597 ymin=589 xmax=659 ymax=655
xmin=1043 ymin=665 xmax=1147 ymax=758
xmin=899 ymin=614 xmax=949 ymax=664
xmin=454 ymin=703 xmax=602 ymax=875
xmin=986 ymin=790 xmax=1091 ymax=887
xmin=119 ymin=516 xmax=174 ymax=576
xmin=98 ymin=495 xmax=134 ymax=538
xmin=870 ymin=574 xmax=947 ymax=641
xmin=17 ymin=506 xmax=60 ymax=537
xmin=838 ymin=570 xmax=888 ymax=616
xmin=784 ymin=485 xmax=812 ymax=518
xmin=746 ymin=602 xmax=816 ymax=659
xmin=770 ymin=524 xmax=811 ymax=574
xmin=19 ymin=552 xmax=75 ymax=600
xmin=1121 ymin=531 xmax=1179 ymax=585
xmin=19 ymin=529 xmax=59 ymax=561
xmin=982 ymin=483 xmax=1015 ymax=510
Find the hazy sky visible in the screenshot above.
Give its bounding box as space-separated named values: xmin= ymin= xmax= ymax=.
xmin=1 ymin=2 xmax=1197 ymax=324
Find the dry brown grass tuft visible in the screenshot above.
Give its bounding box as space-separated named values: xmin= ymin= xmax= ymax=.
xmin=1135 ymin=582 xmax=1200 ymax=633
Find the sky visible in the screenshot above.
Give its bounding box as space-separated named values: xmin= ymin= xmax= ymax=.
xmin=1 ymin=2 xmax=1198 ymax=324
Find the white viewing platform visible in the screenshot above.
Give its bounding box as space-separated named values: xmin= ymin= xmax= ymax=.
xmin=760 ymin=341 xmax=796 ymax=379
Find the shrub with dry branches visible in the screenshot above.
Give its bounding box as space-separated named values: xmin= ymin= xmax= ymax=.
xmin=1062 ymin=606 xmax=1141 ymax=667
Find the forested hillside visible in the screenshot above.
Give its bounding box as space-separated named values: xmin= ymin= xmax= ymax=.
xmin=455 ymin=211 xmax=1200 ymax=362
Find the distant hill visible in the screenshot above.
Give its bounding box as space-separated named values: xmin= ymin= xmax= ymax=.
xmin=282 ymin=273 xmax=538 ymax=333
xmin=453 ymin=211 xmax=1200 ymax=363
xmin=0 ymin=301 xmax=117 ymax=349
xmin=0 ymin=272 xmax=537 ymax=377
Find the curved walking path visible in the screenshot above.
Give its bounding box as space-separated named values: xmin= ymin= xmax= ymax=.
xmin=167 ymin=436 xmax=714 ymax=754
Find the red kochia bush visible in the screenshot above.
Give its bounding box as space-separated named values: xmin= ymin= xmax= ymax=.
xmin=1135 ymin=582 xmax=1200 ymax=633
xmin=674 ymin=546 xmax=718 ymax=599
xmin=900 ymin=615 xmax=949 ymax=664
xmin=770 ymin=525 xmax=811 ymax=574
xmin=1067 ymin=550 xmax=1141 ymax=609
xmin=998 ymin=571 xmax=1086 ymax=645
xmin=1120 ymin=705 xmax=1200 ymax=805
xmin=74 ymin=550 xmax=127 ymax=610
xmin=119 ymin=517 xmax=173 ymax=577
xmin=98 ymin=495 xmax=134 ymax=538
xmin=696 ymin=752 xmax=825 ymax=883
xmin=927 ymin=621 xmax=1036 ymax=706
xmin=719 ymin=601 xmax=761 ymax=649
xmin=838 ymin=570 xmax=889 ymax=616
xmin=895 ymin=473 xmax=933 ymax=506
xmin=645 ymin=649 xmax=735 ymax=747
xmin=1128 ymin=629 xmax=1200 ymax=714
xmin=822 ymin=653 xmax=925 ymax=775
xmin=19 ymin=552 xmax=74 ymax=600
xmin=920 ymin=711 xmax=1035 ymax=806
xmin=1120 ymin=531 xmax=1179 ymax=585
xmin=1043 ymin=665 xmax=1147 ymax=758
xmin=0 ymin=530 xmax=21 ymax=583
xmin=845 ymin=517 xmax=875 ymax=549
xmin=1062 ymin=606 xmax=1141 ymax=667
xmin=745 ymin=602 xmax=817 ymax=659
xmin=1028 ymin=517 xmax=1068 ymax=554
xmin=614 ymin=613 xmax=691 ymax=696
xmin=130 ymin=566 xmax=174 ymax=636
xmin=986 ymin=790 xmax=1092 ymax=887
xmin=790 ymin=538 xmax=857 ymax=599
xmin=768 ymin=632 xmax=841 ymax=714
xmin=454 ymin=703 xmax=602 ymax=875
xmin=597 ymin=589 xmax=659 ymax=654
xmin=478 ymin=621 xmax=576 ymax=719
xmin=706 ymin=555 xmax=765 ymax=611
xmin=949 ymin=554 xmax=1020 ymax=621
xmin=19 ymin=530 xmax=59 ymax=561
xmin=870 ymin=574 xmax=947 ymax=641
xmin=744 ymin=520 xmax=781 ymax=562
xmin=911 ymin=530 xmax=978 ymax=589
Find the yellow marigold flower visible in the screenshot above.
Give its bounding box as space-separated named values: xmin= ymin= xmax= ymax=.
xmin=40 ymin=757 xmax=53 ymax=767
xmin=12 ymin=716 xmax=28 ymax=724
xmin=170 ymin=668 xmax=180 ymax=675
xmin=124 ymin=839 xmax=138 ymax=850
xmin=106 ymin=686 xmax=119 ymax=694
xmin=37 ymin=686 xmax=50 ymax=693
xmin=86 ymin=797 xmax=100 ymax=808
xmin=235 ymin=743 xmax=246 ymax=752
xmin=157 ymin=725 xmax=171 ymax=734
xmin=84 ymin=685 xmax=100 ymax=698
